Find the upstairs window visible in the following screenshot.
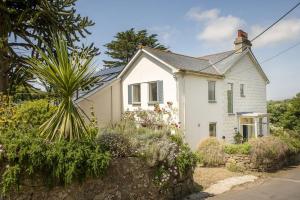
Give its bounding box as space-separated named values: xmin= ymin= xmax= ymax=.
xmin=149 ymin=82 xmax=158 ymax=102
xmin=209 ymin=122 xmax=217 ymax=137
xmin=208 ymin=81 xmax=216 ymax=102
xmin=227 ymin=83 xmax=233 ymax=113
xmin=128 ymin=84 xmax=141 ymax=104
xmin=240 ymin=84 xmax=245 ymax=97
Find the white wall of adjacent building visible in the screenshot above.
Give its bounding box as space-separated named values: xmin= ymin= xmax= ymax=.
xmin=122 ymin=53 xmax=178 ymax=111
xmin=76 ymin=80 xmax=122 ymax=127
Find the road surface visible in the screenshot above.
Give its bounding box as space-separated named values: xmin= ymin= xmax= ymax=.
xmin=209 ymin=164 xmax=300 ymax=200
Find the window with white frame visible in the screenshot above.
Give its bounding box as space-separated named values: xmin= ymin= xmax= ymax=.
xmin=227 ymin=83 xmax=233 ymax=113
xmin=208 ymin=81 xmax=216 ymax=102
xmin=132 ymin=84 xmax=141 ymax=103
xmin=149 ymin=82 xmax=158 ymax=102
xmin=240 ymin=84 xmax=245 ymax=97
xmin=209 ymin=122 xmax=217 ymax=137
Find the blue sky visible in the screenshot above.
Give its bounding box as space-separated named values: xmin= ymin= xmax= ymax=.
xmin=76 ymin=0 xmax=300 ymax=100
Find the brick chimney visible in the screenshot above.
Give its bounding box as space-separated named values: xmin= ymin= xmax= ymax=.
xmin=234 ymin=30 xmax=252 ymax=53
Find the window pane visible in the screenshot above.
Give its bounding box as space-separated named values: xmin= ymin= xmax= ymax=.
xmin=149 ymin=82 xmax=158 ymax=102
xmin=240 ymin=84 xmax=245 ymax=97
xmin=227 ymin=83 xmax=233 ymax=113
xmin=133 ymin=84 xmax=141 ymax=102
xmin=209 ymin=123 xmax=216 ymax=137
xmin=208 ymin=81 xmax=216 ymax=101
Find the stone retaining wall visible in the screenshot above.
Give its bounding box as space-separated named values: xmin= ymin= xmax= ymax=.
xmin=4 ymin=158 xmax=194 ymax=200
xmin=225 ymin=153 xmax=300 ymax=172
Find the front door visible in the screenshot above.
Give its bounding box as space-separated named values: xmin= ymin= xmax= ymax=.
xmin=242 ymin=125 xmax=248 ymax=140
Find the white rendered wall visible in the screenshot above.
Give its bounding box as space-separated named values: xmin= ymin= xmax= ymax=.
xmin=183 ymin=74 xmax=224 ymax=150
xmin=122 ymin=53 xmax=178 ymax=111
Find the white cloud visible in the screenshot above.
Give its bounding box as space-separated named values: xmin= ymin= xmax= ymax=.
xmin=250 ymin=19 xmax=300 ymax=48
xmin=186 ymin=7 xmax=220 ymax=21
xmin=186 ymin=8 xmax=244 ymax=43
xmin=198 ymin=16 xmax=244 ymax=42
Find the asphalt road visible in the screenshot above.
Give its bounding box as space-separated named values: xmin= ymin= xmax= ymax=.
xmin=208 ymin=164 xmax=300 ymax=200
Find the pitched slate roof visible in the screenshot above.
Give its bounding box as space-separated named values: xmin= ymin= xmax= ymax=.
xmin=198 ymin=50 xmax=240 ymax=73
xmin=76 ymin=66 xmax=124 ymax=99
xmin=143 ymin=47 xmax=221 ymax=75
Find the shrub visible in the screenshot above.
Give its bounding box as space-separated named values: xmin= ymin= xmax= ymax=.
xmin=197 ymin=138 xmax=225 ymax=167
xmin=0 ymin=128 xmax=111 ymax=194
xmin=224 ymin=143 xmax=251 ymax=155
xmin=233 ymin=131 xmax=243 ymax=144
xmin=249 ymin=136 xmax=289 ymax=170
xmin=271 ymin=127 xmax=300 ymax=154
xmin=12 ymin=99 xmax=56 ymax=128
xmin=226 ymin=159 xmax=246 ymax=172
xmin=96 ymin=132 xmax=133 ymax=157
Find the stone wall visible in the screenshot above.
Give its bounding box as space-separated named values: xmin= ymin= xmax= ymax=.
xmin=4 ymin=158 xmax=194 ymax=200
xmin=225 ymin=153 xmax=300 ymax=172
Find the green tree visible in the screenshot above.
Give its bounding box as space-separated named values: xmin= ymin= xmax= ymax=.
xmin=103 ymin=28 xmax=167 ymax=68
xmin=268 ymin=93 xmax=300 ymax=132
xmin=282 ymin=93 xmax=300 ymax=132
xmin=0 ymin=0 xmax=98 ymax=94
xmin=26 ymin=34 xmax=98 ymax=141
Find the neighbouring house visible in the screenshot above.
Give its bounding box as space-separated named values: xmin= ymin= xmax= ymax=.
xmin=76 ymin=30 xmax=270 ymax=149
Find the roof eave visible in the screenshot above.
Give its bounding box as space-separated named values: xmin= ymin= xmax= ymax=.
xmin=176 ymin=69 xmax=224 ymax=79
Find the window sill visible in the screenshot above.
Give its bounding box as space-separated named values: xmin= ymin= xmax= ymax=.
xmin=208 ymin=100 xmax=217 ymax=103
xmin=148 ymin=101 xmax=159 ymax=105
xmin=132 ymin=102 xmax=141 ymax=106
xmin=241 ymin=95 xmax=246 ymax=98
xmin=228 ymin=113 xmax=235 ymax=116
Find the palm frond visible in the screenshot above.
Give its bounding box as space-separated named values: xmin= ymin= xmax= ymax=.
xmin=26 ymin=34 xmax=98 ymax=141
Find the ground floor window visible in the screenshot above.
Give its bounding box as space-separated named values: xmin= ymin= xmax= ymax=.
xmin=132 ymin=84 xmax=141 ymax=103
xmin=209 ymin=122 xmax=217 ymax=137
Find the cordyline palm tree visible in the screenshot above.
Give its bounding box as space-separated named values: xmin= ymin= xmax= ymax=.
xmin=26 ymin=35 xmax=98 ymax=141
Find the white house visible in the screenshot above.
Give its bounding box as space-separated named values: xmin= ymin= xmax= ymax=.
xmin=76 ymin=30 xmax=270 ymax=149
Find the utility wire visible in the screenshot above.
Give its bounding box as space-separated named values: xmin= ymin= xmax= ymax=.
xmin=260 ymin=40 xmax=300 ymax=64
xmin=198 ymin=1 xmax=300 ymax=72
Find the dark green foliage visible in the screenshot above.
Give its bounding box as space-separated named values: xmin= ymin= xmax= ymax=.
xmin=233 ymin=131 xmax=243 ymax=144
xmin=0 ymin=129 xmax=111 ymax=194
xmin=268 ymin=93 xmax=300 ymax=132
xmin=103 ymin=28 xmax=167 ymax=68
xmin=175 ymin=143 xmax=198 ymax=177
xmin=0 ymin=0 xmax=99 ymax=93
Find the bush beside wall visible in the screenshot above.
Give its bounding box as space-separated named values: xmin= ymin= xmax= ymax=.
xmin=198 ymin=136 xmax=300 ymax=172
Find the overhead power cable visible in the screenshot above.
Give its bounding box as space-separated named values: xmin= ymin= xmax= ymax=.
xmin=260 ymin=40 xmax=300 ymax=64
xmin=198 ymin=1 xmax=300 ymax=72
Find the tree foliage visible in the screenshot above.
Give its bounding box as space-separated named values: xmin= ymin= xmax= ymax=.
xmin=103 ymin=28 xmax=167 ymax=68
xmin=268 ymin=92 xmax=300 ymax=132
xmin=26 ymin=34 xmax=98 ymax=141
xmin=0 ymin=0 xmax=99 ymax=93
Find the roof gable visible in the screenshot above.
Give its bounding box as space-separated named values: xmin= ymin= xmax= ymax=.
xmin=223 ymin=49 xmax=269 ymax=83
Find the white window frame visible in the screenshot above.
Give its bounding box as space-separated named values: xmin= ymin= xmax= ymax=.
xmin=209 ymin=122 xmax=217 ymax=137
xmin=132 ymin=83 xmax=141 ymax=104
xmin=208 ymin=81 xmax=216 ymax=103
xmin=148 ymin=81 xmax=158 ymax=104
xmin=227 ymin=83 xmax=234 ymax=114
